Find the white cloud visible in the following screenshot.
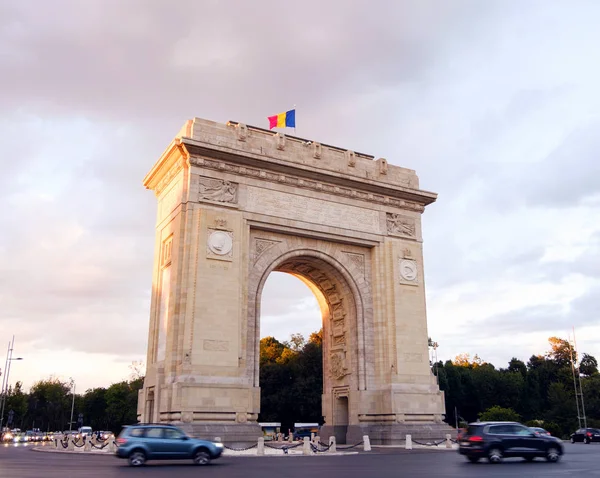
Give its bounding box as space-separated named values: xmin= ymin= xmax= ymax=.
xmin=1 ymin=0 xmax=599 ymax=392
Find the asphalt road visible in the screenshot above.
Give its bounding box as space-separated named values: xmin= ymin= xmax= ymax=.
xmin=1 ymin=442 xmax=598 ymax=478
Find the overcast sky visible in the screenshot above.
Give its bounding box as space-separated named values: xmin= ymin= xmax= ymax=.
xmin=1 ymin=0 xmax=599 ymax=393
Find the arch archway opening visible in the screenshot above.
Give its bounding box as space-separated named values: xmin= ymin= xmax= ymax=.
xmin=255 ymin=254 xmax=361 ymax=444
xmin=258 ymin=271 xmax=324 ymax=435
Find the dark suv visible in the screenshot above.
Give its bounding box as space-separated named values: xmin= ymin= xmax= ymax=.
xmin=570 ymin=428 xmax=600 ymax=443
xmin=458 ymin=421 xmax=564 ymax=464
xmin=115 ymin=424 xmax=224 ymax=466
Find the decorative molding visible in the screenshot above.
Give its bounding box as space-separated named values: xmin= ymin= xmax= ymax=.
xmin=386 ymin=213 xmax=416 ymax=237
xmin=236 ymin=123 xmax=248 ymax=141
xmin=343 ymin=252 xmax=365 ymax=276
xmin=161 ymin=235 xmax=173 ymax=268
xmin=346 ymin=150 xmax=356 ymax=167
xmin=254 ymin=238 xmax=280 ymax=263
xmin=207 ymin=229 xmax=233 ymax=259
xmin=198 ymin=176 xmax=238 ymax=204
xmin=377 ymin=158 xmax=388 ymax=175
xmin=156 ymin=162 xmax=184 ymax=196
xmin=313 ymin=142 xmax=322 ymax=159
xmin=203 ymin=339 xmax=229 ymax=351
xmin=402 ymin=247 xmax=413 ymax=259
xmin=333 ymin=386 xmax=350 ymax=399
xmin=190 ymin=156 xmax=424 ymax=213
xmin=214 ymin=217 xmax=228 ymax=229
xmin=275 ymin=133 xmax=285 ymax=151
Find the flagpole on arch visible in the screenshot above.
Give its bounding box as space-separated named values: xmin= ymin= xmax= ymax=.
xmin=292 ymin=104 xmax=296 ymax=136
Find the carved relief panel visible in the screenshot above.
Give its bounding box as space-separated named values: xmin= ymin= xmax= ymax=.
xmin=197 ymin=176 xmax=238 ymax=204
xmin=386 ymin=213 xmax=416 ymax=238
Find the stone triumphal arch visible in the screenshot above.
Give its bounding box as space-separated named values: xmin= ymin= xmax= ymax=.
xmin=138 ymin=118 xmax=449 ymax=444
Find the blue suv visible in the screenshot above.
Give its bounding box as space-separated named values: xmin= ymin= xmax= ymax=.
xmin=115 ymin=424 xmax=224 ymax=466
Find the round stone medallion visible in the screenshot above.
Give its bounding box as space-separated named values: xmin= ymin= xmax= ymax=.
xmin=208 ymin=230 xmax=233 ymax=256
xmin=399 ymin=259 xmax=417 ymax=281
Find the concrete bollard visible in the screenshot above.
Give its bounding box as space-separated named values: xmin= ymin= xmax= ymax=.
xmin=257 ymin=437 xmax=264 ymax=456
xmin=303 ymin=437 xmax=311 ymax=455
xmin=363 ymin=435 xmax=371 ymax=452
xmin=328 ymin=436 xmax=336 ymax=453
xmin=314 ymin=435 xmax=320 ymax=444
xmin=445 ymin=434 xmax=452 ymax=448
xmin=311 ymin=432 xmax=315 ymax=441
xmin=288 ymin=433 xmax=293 ymax=443
xmin=84 ymin=438 xmax=92 ymax=452
xmin=405 ymin=434 xmax=412 ymax=450
xmin=67 ymin=437 xmax=75 ymax=451
xmin=214 ymin=437 xmax=222 ymax=443
xmin=109 ymin=440 xmax=116 ymax=453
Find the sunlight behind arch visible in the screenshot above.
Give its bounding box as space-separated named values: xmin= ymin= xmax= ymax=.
xmin=260 ymin=271 xmax=323 ymax=341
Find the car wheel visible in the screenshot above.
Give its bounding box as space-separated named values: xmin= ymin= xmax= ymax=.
xmin=570 ymin=437 xmax=575 ymax=443
xmin=467 ymin=456 xmax=480 ymax=463
xmin=585 ymin=438 xmax=591 ymax=444
xmin=488 ymin=448 xmax=503 ymax=464
xmin=193 ymin=450 xmax=211 ymax=465
xmin=546 ymin=447 xmax=560 ymax=463
xmin=128 ymin=450 xmax=146 ymax=467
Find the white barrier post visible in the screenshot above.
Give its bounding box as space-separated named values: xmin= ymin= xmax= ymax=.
xmin=405 ymin=434 xmax=412 ymax=450
xmin=328 ymin=436 xmax=337 ymax=453
xmin=257 ymin=437 xmax=264 ymax=456
xmin=363 ymin=435 xmax=371 ymax=452
xmin=445 ymin=434 xmax=452 ymax=448
xmin=303 ymin=437 xmax=311 ymax=455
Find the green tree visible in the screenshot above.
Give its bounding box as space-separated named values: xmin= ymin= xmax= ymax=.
xmin=28 ymin=378 xmax=72 ymax=431
xmin=579 ymin=353 xmax=598 ymax=376
xmin=5 ymin=382 xmax=27 ymax=429
xmin=82 ymin=387 xmax=108 ymax=431
xmin=546 ymin=337 xmax=575 ymax=367
xmin=479 ymin=405 xmax=521 ymax=422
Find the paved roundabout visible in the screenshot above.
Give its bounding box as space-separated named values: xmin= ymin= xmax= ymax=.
xmin=1 ymin=442 xmax=599 ymax=477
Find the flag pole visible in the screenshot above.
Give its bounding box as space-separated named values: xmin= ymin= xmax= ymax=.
xmin=293 ymin=104 xmax=296 ymax=136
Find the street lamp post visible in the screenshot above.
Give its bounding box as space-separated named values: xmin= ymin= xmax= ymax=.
xmin=69 ymin=378 xmax=76 ymax=432
xmin=0 ymin=336 xmax=24 ymax=431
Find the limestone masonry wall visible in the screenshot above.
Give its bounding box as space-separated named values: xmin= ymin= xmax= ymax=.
xmin=176 ymin=118 xmax=421 ymax=191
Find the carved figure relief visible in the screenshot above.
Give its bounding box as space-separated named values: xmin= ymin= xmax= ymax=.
xmin=386 ymin=213 xmax=416 ymax=237
xmin=198 ymin=177 xmax=238 ymax=203
xmin=330 ymin=353 xmax=349 ymax=380
xmin=207 ymin=230 xmax=233 ymax=257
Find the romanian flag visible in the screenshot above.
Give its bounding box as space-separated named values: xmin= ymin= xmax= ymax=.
xmin=268 ymin=109 xmax=296 ymax=129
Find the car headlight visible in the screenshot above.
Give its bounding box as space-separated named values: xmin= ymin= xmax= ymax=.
xmin=215 ymin=443 xmax=224 ymax=448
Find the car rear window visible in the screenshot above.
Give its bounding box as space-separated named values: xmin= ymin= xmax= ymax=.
xmin=129 ymin=428 xmax=145 ymax=437
xmin=466 ymin=425 xmax=482 ymax=436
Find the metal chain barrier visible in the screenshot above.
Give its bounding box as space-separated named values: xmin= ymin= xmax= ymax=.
xmin=72 ymin=437 xmax=86 ymax=448
xmin=264 ymin=442 xmax=304 ymax=454
xmin=336 ymin=441 xmax=364 ymax=450
xmin=223 ymin=443 xmax=258 ymax=451
xmin=90 ymin=441 xmax=110 ymax=450
xmin=411 ymin=438 xmax=446 ymax=446
xmin=310 ymin=442 xmax=331 ymax=453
